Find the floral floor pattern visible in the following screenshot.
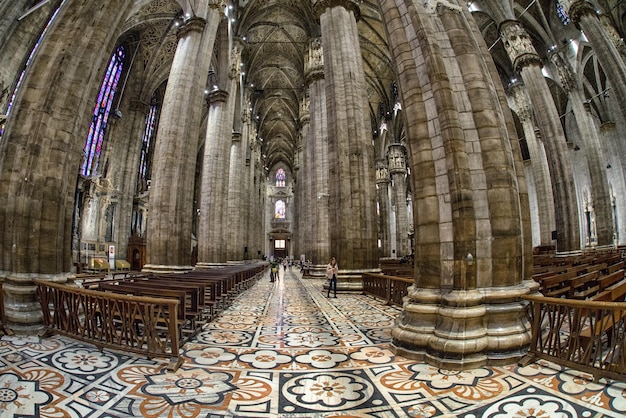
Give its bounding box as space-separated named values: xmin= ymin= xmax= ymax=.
xmin=1 ymin=268 xmax=626 ymax=417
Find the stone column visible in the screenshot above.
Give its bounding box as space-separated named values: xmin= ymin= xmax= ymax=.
xmin=376 ymin=159 xmax=391 ymax=258
xmin=0 ymin=0 xmax=133 ymax=334
xmin=305 ymin=37 xmax=331 ymax=276
xmin=145 ymin=3 xmax=224 ymax=272
xmin=551 ymin=52 xmax=613 ymax=246
xmin=388 ymin=144 xmax=409 ymax=257
xmin=298 ymin=95 xmax=312 ymax=267
xmin=226 ymin=44 xmax=246 ymax=262
xmin=561 ymin=0 xmax=626 ymax=122
xmin=379 ymin=0 xmax=536 ymax=369
xmin=509 ymin=84 xmax=556 ymax=247
xmin=197 ymin=29 xmax=240 ymax=266
xmin=314 ymin=0 xmax=379 ymax=289
xmin=293 ymin=134 xmax=302 ymax=259
xmin=499 ymin=20 xmax=580 ymax=251
xmin=197 ymin=89 xmax=230 ymax=265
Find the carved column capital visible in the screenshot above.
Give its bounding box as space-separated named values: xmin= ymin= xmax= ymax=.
xmin=549 ymin=52 xmax=576 ymax=93
xmin=206 ymin=89 xmax=229 ymax=105
xmin=509 ymin=83 xmax=532 ymax=122
xmin=229 ymin=42 xmax=243 ymax=79
xmin=304 ymin=37 xmax=324 ymax=84
xmin=312 ymin=0 xmax=361 ymax=21
xmin=558 ymin=0 xmax=596 ymax=24
xmin=499 ymin=20 xmax=542 ymax=72
xmin=387 ymin=144 xmax=407 ymax=175
xmin=299 ymin=96 xmax=310 ymax=125
xmin=208 ymin=0 xmax=228 ymax=10
xmin=177 ymin=16 xmax=206 ymax=39
xmin=376 ymin=159 xmax=390 ymax=185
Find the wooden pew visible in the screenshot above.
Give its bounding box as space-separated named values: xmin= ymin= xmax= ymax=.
xmin=569 ymin=271 xmax=600 ymax=300
xmin=578 ymin=278 xmax=626 ymax=350
xmin=98 ymin=282 xmax=189 ymax=340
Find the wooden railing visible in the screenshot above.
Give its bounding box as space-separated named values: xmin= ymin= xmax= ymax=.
xmin=36 ymin=280 xmax=183 ymax=371
xmin=362 ymin=273 xmax=413 ymax=306
xmin=522 ymin=294 xmax=626 ymax=382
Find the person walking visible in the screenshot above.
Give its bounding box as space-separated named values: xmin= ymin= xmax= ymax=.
xmin=326 ymin=256 xmax=338 ymax=298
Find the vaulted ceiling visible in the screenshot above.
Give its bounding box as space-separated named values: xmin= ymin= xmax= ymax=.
xmin=124 ymin=0 xmax=626 ymax=175
xmin=235 ymin=0 xmax=395 ymax=174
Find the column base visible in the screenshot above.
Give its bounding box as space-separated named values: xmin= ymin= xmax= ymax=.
xmin=391 ymin=281 xmax=537 ymax=369
xmin=2 ymin=272 xmax=71 ymax=336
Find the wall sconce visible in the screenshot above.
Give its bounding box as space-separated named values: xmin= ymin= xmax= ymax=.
xmin=466 ymin=253 xmax=474 ymax=266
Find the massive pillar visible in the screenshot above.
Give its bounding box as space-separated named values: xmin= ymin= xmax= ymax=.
xmin=226 ymin=43 xmax=246 ymax=262
xmin=299 ymin=94 xmax=312 ymax=267
xmin=197 ymin=29 xmax=239 ymax=266
xmin=498 ymin=19 xmax=580 ymax=251
xmin=376 ymin=159 xmax=391 ymax=258
xmin=388 ymin=144 xmax=409 ymax=257
xmin=379 ymin=0 xmax=536 ymax=369
xmin=314 ymin=0 xmax=379 ymax=289
xmin=561 ymin=0 xmax=626 ymax=123
xmin=306 ymin=37 xmax=331 ymax=276
xmin=0 ymin=0 xmax=133 ymax=334
xmin=551 ymin=52 xmax=613 ymax=247
xmin=145 ymin=1 xmax=225 ymax=272
xmin=509 ymin=84 xmax=556 ymax=247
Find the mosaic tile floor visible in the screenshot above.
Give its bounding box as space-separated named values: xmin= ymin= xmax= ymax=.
xmin=2 ymin=268 xmax=626 ymax=417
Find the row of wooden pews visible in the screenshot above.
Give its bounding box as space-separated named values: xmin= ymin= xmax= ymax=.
xmin=379 ymin=258 xmax=414 ymax=279
xmin=533 ymin=251 xmax=626 ymax=301
xmin=529 ymin=250 xmax=626 ymax=378
xmin=84 ymin=263 xmax=267 ymax=342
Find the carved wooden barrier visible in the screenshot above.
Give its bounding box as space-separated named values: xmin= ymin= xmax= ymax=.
xmin=362 ymin=273 xmax=413 ymax=306
xmin=522 ymin=294 xmax=626 ymax=382
xmin=35 ymin=280 xmax=183 ymax=371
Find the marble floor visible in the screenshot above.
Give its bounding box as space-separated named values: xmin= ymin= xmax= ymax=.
xmin=2 ymin=268 xmax=626 ymax=417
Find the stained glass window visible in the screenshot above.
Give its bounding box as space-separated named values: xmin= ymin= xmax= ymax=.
xmin=275 ymin=200 xmax=286 ymax=219
xmin=276 ymin=167 xmax=286 ymax=187
xmin=556 ymin=3 xmax=570 ymax=26
xmin=137 ymin=93 xmax=159 ymax=192
xmin=81 ymin=45 xmax=126 ymax=176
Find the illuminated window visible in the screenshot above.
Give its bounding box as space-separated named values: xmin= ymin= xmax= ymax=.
xmin=137 ymin=93 xmax=159 ymax=192
xmin=275 ymin=239 xmax=286 ymax=249
xmin=276 ymin=167 xmax=286 ymax=187
xmin=275 ymin=200 xmax=286 ymax=219
xmin=81 ymin=45 xmax=126 ymax=176
xmin=556 ymin=3 xmax=570 ymax=26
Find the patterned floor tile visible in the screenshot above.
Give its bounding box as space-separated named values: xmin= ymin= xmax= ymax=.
xmin=1 ymin=269 xmax=625 ymax=417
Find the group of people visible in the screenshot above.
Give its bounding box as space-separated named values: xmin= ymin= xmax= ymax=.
xmin=271 ymin=255 xmax=339 ymax=298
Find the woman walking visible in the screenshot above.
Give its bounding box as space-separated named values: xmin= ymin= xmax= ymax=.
xmin=326 ymin=256 xmax=338 ymax=298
